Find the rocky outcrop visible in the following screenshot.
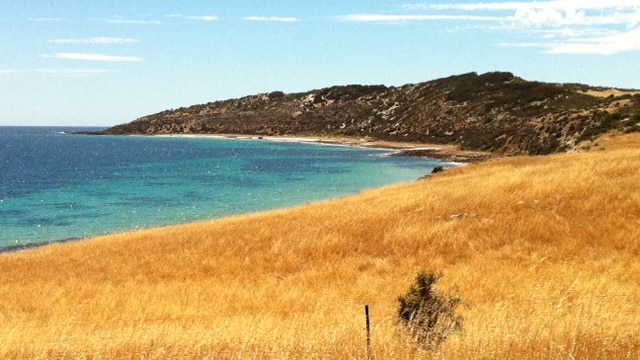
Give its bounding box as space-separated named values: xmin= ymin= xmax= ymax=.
xmin=97 ymin=72 xmax=640 ymax=155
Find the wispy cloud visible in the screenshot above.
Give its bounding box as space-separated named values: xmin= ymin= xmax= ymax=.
xmin=243 ymin=16 xmax=301 ymax=22
xmin=166 ymin=14 xmax=219 ymax=22
xmin=98 ymin=18 xmax=161 ymax=25
xmin=543 ymin=28 xmax=640 ymax=54
xmin=337 ymin=14 xmax=501 ymax=23
xmin=187 ymin=15 xmax=219 ymax=22
xmin=405 ymin=0 xmax=639 ymax=13
xmin=49 ymin=37 xmax=139 ymax=44
xmin=46 ymin=53 xmax=143 ymax=62
xmin=342 ymin=1 xmax=640 ymax=55
xmin=0 ymin=69 xmax=18 ymax=74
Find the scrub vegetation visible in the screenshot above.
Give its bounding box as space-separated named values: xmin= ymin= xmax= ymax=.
xmin=96 ymin=72 xmax=640 ymax=156
xmin=1 ymin=133 xmax=640 ymax=359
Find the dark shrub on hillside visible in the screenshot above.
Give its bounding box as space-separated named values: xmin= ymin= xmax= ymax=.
xmin=397 ymin=272 xmax=463 ymax=350
xmin=323 ymin=85 xmax=387 ymax=101
xmin=477 ymin=71 xmax=514 ymax=84
xmin=268 ymin=91 xmax=284 ymax=99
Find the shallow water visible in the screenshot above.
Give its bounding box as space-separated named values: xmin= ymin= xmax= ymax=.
xmin=0 ymin=127 xmax=449 ymax=249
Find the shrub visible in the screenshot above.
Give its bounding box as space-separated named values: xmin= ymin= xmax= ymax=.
xmin=397 ymin=272 xmax=463 ymax=350
xmin=268 ymin=91 xmax=284 ymax=100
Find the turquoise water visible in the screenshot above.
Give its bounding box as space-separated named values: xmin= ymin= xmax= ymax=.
xmin=0 ymin=127 xmax=450 ymax=250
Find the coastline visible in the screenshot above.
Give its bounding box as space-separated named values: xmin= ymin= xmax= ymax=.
xmin=4 ymin=130 xmax=460 ymax=254
xmin=0 ymin=237 xmax=84 ymax=254
xmin=153 ymin=133 xmax=492 ymax=163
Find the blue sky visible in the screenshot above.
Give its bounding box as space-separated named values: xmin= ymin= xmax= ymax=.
xmin=1 ymin=0 xmax=639 ymax=126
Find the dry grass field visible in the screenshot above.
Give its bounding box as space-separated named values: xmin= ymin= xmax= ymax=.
xmin=1 ymin=133 xmax=640 ymax=359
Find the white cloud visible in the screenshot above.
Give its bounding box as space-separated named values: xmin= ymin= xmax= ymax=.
xmin=545 ymin=27 xmax=640 ymax=54
xmin=243 ymin=16 xmax=301 ymax=22
xmin=402 ymin=1 xmax=640 ymax=28
xmin=499 ymin=42 xmax=548 ymax=48
xmin=337 ymin=14 xmax=501 ymax=23
xmin=368 ymin=1 xmax=640 ymax=55
xmin=186 ymin=15 xmax=219 ymax=22
xmin=99 ymin=18 xmax=161 ymax=25
xmin=46 ymin=53 xmax=143 ymax=62
xmin=527 ymin=27 xmax=621 ymax=41
xmin=409 ymin=1 xmax=639 ymax=12
xmin=49 ymin=37 xmax=139 ymax=44
xmin=167 ymin=14 xmax=219 ymax=22
xmin=0 ymin=69 xmax=18 ymax=74
xmin=501 ymin=27 xmax=640 ymax=55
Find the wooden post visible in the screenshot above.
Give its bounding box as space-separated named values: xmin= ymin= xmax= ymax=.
xmin=365 ymin=304 xmax=372 ymax=360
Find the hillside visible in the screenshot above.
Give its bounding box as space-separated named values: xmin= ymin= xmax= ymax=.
xmin=97 ymin=72 xmax=640 ymax=155
xmin=1 ymin=132 xmax=639 ymax=359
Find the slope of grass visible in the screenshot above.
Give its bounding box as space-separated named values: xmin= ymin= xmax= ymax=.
xmin=1 ymin=133 xmax=640 ymax=359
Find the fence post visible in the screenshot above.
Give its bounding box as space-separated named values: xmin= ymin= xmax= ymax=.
xmin=365 ymin=304 xmax=372 ymax=360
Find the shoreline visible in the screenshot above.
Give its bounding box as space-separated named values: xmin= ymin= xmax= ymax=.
xmin=0 ymin=237 xmax=85 ymax=254
xmin=0 ymin=132 xmax=488 ymax=254
xmin=153 ymin=133 xmax=493 ymax=163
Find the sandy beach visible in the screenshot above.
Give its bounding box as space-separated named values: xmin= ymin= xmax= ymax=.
xmin=156 ymin=133 xmax=492 ymax=163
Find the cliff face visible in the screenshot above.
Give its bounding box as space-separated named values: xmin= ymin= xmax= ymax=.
xmin=100 ymin=72 xmax=640 ymax=155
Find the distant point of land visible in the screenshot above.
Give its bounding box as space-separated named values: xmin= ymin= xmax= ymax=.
xmin=93 ymin=71 xmax=640 ymax=158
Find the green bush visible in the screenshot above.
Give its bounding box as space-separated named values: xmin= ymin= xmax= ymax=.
xmin=397 ymin=272 xmax=463 ymax=350
xmin=578 ymin=110 xmax=640 ymax=142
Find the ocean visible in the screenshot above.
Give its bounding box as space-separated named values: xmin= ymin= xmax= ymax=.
xmin=0 ymin=126 xmax=450 ymax=250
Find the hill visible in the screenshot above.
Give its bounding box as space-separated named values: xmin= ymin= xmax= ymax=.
xmin=1 ymin=132 xmax=639 ymax=358
xmin=97 ymin=72 xmax=640 ymax=155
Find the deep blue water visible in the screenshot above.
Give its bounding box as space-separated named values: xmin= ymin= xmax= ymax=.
xmin=0 ymin=126 xmax=450 ymax=250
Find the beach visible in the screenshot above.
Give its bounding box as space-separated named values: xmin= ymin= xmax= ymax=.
xmin=154 ymin=133 xmax=492 ymax=163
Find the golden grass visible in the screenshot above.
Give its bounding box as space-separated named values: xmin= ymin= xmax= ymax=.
xmin=2 ymin=133 xmax=640 ymax=359
xmin=581 ymin=89 xmax=640 ymax=98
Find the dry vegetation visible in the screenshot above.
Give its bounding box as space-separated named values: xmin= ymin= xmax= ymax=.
xmin=581 ymin=89 xmax=640 ymax=98
xmin=1 ymin=133 xmax=640 ymax=359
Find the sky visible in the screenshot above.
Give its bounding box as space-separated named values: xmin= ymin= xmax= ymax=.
xmin=1 ymin=1 xmax=639 ymax=126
